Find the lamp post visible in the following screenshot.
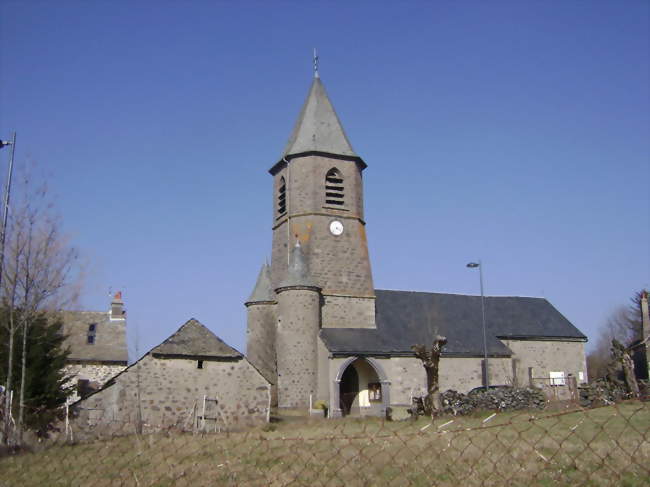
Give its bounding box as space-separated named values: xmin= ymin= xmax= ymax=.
xmin=467 ymin=260 xmax=489 ymax=389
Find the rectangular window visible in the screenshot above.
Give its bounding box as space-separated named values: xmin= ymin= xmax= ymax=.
xmin=368 ymin=382 xmax=382 ymax=402
xmin=549 ymin=371 xmax=565 ymax=386
xmin=197 ymin=360 xmax=204 ymax=369
xmin=87 ymin=335 xmax=95 ymax=344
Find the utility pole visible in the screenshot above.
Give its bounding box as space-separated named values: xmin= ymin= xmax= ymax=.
xmin=0 ymin=132 xmax=15 ymax=444
xmin=0 ymin=132 xmax=16 ymax=292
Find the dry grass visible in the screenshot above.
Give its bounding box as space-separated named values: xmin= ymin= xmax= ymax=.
xmin=1 ymin=402 xmax=649 ymax=486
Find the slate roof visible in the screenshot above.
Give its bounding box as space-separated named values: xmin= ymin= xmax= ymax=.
xmin=320 ymin=290 xmax=587 ymax=357
xmin=282 ymin=76 xmax=358 ymax=159
xmin=61 ymin=310 xmax=128 ymax=363
xmin=151 ymin=318 xmax=242 ymax=358
xmin=247 ymin=263 xmax=275 ymax=303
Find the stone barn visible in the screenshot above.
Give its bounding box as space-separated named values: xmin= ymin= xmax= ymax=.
xmin=74 ymin=318 xmax=270 ymax=431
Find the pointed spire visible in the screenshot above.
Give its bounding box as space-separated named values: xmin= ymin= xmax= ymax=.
xmin=278 ymin=240 xmax=319 ymax=289
xmin=247 ymin=263 xmax=275 ymax=303
xmin=282 ymin=76 xmax=358 ymax=159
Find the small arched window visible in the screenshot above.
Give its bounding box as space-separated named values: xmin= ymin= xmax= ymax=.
xmin=325 ymin=168 xmax=344 ymax=206
xmin=278 ymin=176 xmax=286 ymax=215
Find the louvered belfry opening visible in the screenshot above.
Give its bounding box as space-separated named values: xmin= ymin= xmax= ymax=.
xmin=325 ymin=168 xmax=344 ymax=206
xmin=278 ymin=176 xmax=287 ymax=215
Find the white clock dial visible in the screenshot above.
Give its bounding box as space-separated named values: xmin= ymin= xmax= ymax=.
xmin=329 ymin=220 xmax=344 ymax=236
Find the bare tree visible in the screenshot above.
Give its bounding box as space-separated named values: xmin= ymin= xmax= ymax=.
xmin=412 ymin=335 xmax=447 ymax=417
xmin=1 ymin=169 xmax=80 ymax=444
xmin=587 ymin=290 xmax=649 ymax=381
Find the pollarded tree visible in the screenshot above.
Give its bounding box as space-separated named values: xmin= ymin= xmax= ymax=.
xmin=412 ymin=335 xmax=448 ymax=417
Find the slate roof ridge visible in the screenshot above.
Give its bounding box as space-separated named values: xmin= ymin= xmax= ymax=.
xmin=281 ymin=76 xmax=358 ymax=159
xmin=375 ymin=288 xmax=548 ymax=300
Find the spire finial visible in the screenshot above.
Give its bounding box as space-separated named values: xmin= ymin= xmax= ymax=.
xmin=313 ymin=48 xmax=319 ymax=78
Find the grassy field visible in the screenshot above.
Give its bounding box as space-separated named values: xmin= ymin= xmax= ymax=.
xmin=1 ymin=402 xmax=649 ymax=486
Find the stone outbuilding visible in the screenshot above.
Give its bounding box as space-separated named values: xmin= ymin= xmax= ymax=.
xmin=74 ymin=319 xmax=270 ymax=431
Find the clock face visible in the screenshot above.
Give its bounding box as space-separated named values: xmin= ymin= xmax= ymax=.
xmin=329 ymin=220 xmax=344 ymax=236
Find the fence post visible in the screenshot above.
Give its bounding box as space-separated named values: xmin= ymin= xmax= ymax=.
xmin=568 ymin=374 xmax=578 ymax=405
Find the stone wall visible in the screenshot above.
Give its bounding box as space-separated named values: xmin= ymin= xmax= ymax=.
xmin=73 ymin=354 xmax=269 ymax=432
xmin=245 ymin=302 xmax=277 ymax=385
xmin=321 ymin=295 xmax=376 ymax=328
xmin=64 ymin=362 xmax=126 ymax=403
xmin=276 ymin=288 xmax=320 ymax=408
xmin=440 ymin=387 xmax=546 ymax=415
xmin=385 ymin=356 xmax=514 ymax=405
xmin=502 ymin=339 xmax=587 ymax=386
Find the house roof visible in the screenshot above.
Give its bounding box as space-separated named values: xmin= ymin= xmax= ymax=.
xmin=320 ymin=290 xmax=587 ymax=357
xmin=151 ymin=318 xmax=242 ymax=358
xmin=281 ymin=76 xmax=358 ymax=159
xmin=61 ymin=310 xmax=128 ymax=363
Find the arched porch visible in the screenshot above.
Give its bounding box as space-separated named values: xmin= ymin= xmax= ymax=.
xmin=330 ymin=356 xmax=390 ymax=418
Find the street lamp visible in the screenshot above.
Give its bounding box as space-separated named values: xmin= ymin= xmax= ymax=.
xmin=467 ymin=260 xmax=489 ymax=389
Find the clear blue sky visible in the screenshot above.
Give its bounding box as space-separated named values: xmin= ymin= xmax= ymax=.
xmin=1 ymin=1 xmax=648 ymax=359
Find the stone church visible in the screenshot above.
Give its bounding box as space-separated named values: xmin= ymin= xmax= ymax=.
xmin=245 ymin=71 xmax=588 ymax=418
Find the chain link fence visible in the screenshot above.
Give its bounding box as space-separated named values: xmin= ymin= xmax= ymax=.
xmin=1 ymin=399 xmax=648 ymax=486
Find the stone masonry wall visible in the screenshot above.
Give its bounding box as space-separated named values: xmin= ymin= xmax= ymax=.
xmin=73 ymin=354 xmax=269 ymax=432
xmin=502 ymin=339 xmax=587 ymax=385
xmin=321 ymin=295 xmax=376 ymax=328
xmin=503 ymin=339 xmax=587 ymax=401
xmin=276 ymin=288 xmax=320 ymax=408
xmin=386 ymin=357 xmax=514 ymax=405
xmin=64 ymin=363 xmax=126 ymax=403
xmin=270 ymin=155 xmax=374 ymax=297
xmin=245 ymin=302 xmax=277 ymax=385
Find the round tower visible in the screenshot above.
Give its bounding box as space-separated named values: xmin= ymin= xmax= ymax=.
xmin=245 ymin=263 xmax=277 ymax=403
xmin=275 ymin=240 xmax=321 ymax=408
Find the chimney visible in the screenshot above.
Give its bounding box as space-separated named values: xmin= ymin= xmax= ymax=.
xmin=110 ymin=291 xmax=126 ymax=320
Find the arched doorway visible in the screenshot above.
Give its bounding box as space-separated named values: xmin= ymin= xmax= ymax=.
xmin=335 ymin=357 xmax=389 ymax=417
xmin=340 ymin=363 xmax=359 ymax=415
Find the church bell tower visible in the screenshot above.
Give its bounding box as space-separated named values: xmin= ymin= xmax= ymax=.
xmin=268 ymin=70 xmax=375 ymax=328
